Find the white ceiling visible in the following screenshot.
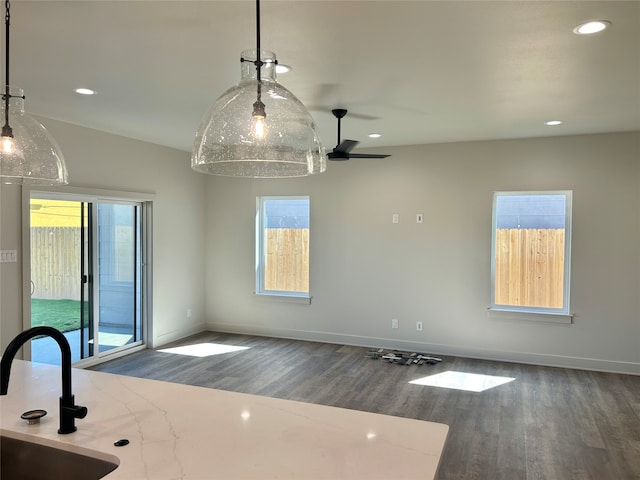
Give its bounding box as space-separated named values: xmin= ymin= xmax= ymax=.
xmin=6 ymin=1 xmax=640 ymax=154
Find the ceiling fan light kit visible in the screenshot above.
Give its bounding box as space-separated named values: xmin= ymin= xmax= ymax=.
xmin=191 ymin=0 xmax=325 ymax=178
xmin=0 ymin=0 xmax=68 ymax=185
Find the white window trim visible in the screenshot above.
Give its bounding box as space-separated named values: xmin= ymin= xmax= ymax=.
xmin=253 ymin=292 xmax=312 ymax=304
xmin=255 ymin=195 xmax=311 ymax=300
xmin=489 ymin=190 xmax=573 ymax=319
xmin=487 ymin=307 xmax=573 ymax=324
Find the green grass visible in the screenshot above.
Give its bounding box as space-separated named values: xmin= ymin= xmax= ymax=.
xmin=31 ymin=299 xmax=82 ymax=333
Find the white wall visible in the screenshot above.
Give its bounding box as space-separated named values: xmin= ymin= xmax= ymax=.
xmin=0 ymin=118 xmax=206 ymax=352
xmin=3 ymin=126 xmax=638 ymax=374
xmin=204 ymin=131 xmax=640 ymax=375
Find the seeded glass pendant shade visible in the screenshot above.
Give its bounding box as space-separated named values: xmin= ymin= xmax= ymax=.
xmin=1 ymin=0 xmax=67 ymax=185
xmin=0 ymin=87 xmax=68 ymax=185
xmin=192 ymin=49 xmax=326 ymax=178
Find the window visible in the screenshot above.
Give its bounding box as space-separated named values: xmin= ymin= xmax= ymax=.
xmin=491 ymin=191 xmax=572 ymax=316
xmin=256 ymin=196 xmax=310 ymax=297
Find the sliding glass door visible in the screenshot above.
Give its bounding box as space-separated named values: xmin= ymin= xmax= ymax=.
xmin=29 ymin=194 xmax=147 ymax=365
xmin=95 ymin=202 xmax=143 ymax=355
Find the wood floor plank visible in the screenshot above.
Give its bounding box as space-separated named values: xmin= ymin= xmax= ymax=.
xmin=91 ymin=331 xmax=640 ymax=479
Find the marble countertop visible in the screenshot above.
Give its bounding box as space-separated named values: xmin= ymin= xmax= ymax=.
xmin=1 ymin=360 xmax=448 ymax=479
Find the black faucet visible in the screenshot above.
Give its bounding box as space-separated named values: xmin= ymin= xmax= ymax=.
xmin=0 ymin=326 xmax=88 ymax=434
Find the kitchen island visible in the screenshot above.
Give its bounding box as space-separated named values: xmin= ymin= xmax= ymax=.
xmin=1 ymin=360 xmax=448 ymax=479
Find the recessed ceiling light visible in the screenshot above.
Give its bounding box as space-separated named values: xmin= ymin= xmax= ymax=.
xmin=545 ymin=120 xmax=563 ymax=126
xmin=368 ymin=133 xmax=382 ymax=138
xmin=275 ymin=64 xmax=291 ymax=74
xmin=75 ymin=88 xmax=96 ymax=95
xmin=573 ymin=20 xmax=611 ymax=35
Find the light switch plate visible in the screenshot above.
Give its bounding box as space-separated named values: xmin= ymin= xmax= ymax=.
xmin=0 ymin=250 xmax=17 ymax=263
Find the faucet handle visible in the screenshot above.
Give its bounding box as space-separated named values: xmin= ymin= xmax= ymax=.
xmin=67 ymin=404 xmax=88 ymax=419
xmin=61 ymin=403 xmax=88 ymax=418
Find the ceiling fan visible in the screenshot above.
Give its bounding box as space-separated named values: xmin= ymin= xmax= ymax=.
xmin=327 ymin=109 xmax=391 ymax=161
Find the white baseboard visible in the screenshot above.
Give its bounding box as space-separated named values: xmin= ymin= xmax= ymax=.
xmin=205 ymin=321 xmax=640 ymax=376
xmin=152 ymin=322 xmax=207 ymax=349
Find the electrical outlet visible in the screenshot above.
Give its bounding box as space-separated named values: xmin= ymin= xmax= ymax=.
xmin=416 ymin=321 xmax=423 ymax=331
xmin=392 ymin=214 xmax=399 ymax=224
xmin=187 ymin=309 xmax=192 ymax=318
xmin=391 ymin=319 xmax=399 ymax=329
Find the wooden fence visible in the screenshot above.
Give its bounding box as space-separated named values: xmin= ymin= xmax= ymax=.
xmin=33 ymin=226 xmax=563 ymax=306
xmin=495 ymin=228 xmax=565 ymax=308
xmin=30 ymin=227 xmax=82 ymax=300
xmin=264 ymin=228 xmax=309 ymax=293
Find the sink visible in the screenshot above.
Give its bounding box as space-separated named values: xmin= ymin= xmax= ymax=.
xmin=1 ymin=430 xmax=119 ymax=480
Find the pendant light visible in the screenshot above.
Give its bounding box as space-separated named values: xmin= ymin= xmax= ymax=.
xmin=0 ymin=0 xmax=68 ymax=185
xmin=191 ymin=0 xmax=326 ymax=178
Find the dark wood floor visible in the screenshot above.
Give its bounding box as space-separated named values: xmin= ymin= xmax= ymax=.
xmin=91 ymin=331 xmax=640 ymax=480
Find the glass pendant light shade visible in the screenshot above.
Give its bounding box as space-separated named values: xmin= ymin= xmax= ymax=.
xmin=192 ymin=50 xmax=326 ymax=178
xmin=0 ymin=87 xmax=68 ymax=185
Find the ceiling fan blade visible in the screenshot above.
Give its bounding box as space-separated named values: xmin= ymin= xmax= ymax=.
xmin=347 ymin=153 xmax=391 ymax=159
xmin=341 ymin=112 xmax=379 ymax=120
xmin=335 ymin=139 xmax=359 ymax=153
xmin=327 ymin=151 xmax=350 ymax=161
xmin=310 ymin=106 xmax=380 ymax=121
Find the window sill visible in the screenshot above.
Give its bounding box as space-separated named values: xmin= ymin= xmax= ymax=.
xmin=487 ymin=307 xmax=573 ymax=324
xmin=254 ymin=292 xmax=312 ymax=305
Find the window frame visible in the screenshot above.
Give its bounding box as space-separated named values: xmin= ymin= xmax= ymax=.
xmin=21 ymin=185 xmax=153 ymax=365
xmin=255 ymin=195 xmax=311 ymax=301
xmin=490 ymin=190 xmax=573 ymax=319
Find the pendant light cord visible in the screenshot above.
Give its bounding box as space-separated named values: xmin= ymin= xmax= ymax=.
xmin=2 ymin=0 xmax=23 ymax=137
xmin=3 ymin=0 xmax=11 ymax=133
xmin=255 ymin=0 xmax=262 ymax=105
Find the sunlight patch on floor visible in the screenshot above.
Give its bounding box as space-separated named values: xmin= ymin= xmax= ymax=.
xmin=159 ymin=343 xmax=250 ymax=358
xmin=409 ymin=370 xmax=515 ymax=392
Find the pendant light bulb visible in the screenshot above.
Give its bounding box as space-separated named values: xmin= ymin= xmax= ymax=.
xmin=252 ymin=115 xmax=267 ymax=139
xmin=1 ymin=123 xmax=15 ymax=153
xmin=1 ymin=135 xmax=15 ymax=154
xmin=251 ymin=100 xmax=268 ymax=139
